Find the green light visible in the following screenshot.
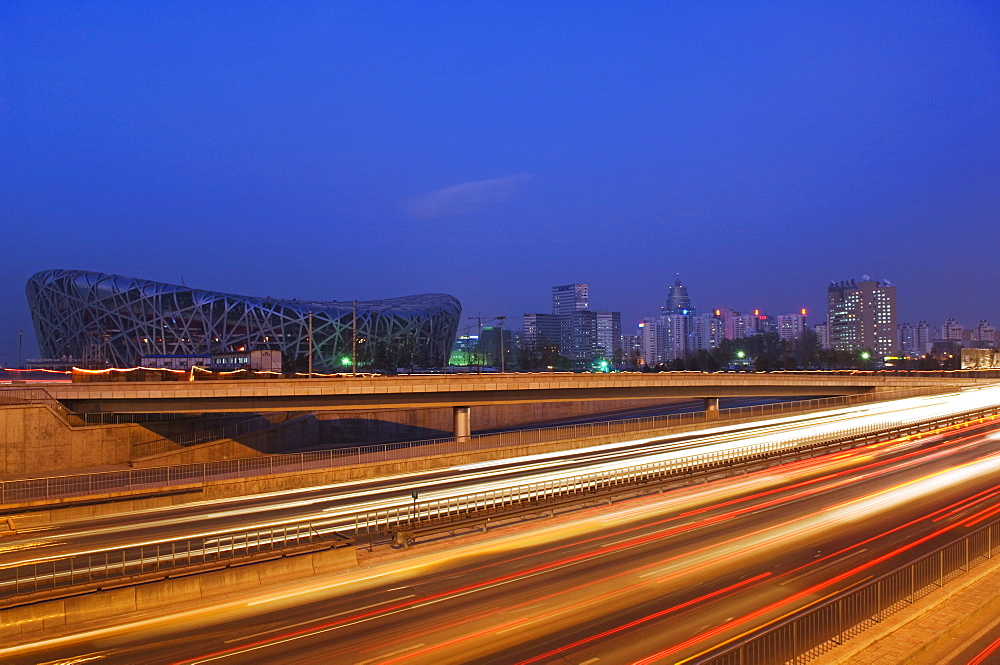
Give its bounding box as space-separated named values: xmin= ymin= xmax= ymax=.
xmin=736 ymin=351 xmax=746 ymax=359
xmin=340 ymin=356 xmax=352 ymax=366
xmin=860 ymin=352 xmax=871 ymax=360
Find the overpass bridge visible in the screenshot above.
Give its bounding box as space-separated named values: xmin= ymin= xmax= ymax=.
xmin=38 ymin=372 xmax=1000 ymax=438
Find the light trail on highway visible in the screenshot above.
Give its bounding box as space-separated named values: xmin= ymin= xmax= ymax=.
xmin=5 ymin=391 xmax=1000 ymax=665
xmin=4 ymin=387 xmax=999 ymax=573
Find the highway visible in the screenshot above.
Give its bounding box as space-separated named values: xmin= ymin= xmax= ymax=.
xmin=2 ymin=390 xmax=995 ymax=571
xmin=3 ymin=390 xmax=1000 ymax=664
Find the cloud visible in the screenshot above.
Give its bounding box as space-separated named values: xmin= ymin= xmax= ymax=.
xmin=407 ymin=174 xmax=531 ymax=220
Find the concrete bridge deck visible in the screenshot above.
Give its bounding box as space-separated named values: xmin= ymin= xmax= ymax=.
xmin=36 ymin=372 xmax=1000 ymax=415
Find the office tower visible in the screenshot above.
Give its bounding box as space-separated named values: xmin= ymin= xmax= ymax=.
xmin=478 ymin=326 xmax=514 ymax=368
xmin=898 ymin=322 xmax=915 ymax=355
xmin=526 ymin=285 xmax=619 ymax=368
xmin=827 ymin=278 xmax=898 ymax=358
xmin=663 ymin=278 xmax=694 ymax=315
xmin=552 ymin=284 xmax=589 ymax=315
xmin=561 ymin=310 xmax=599 ymax=364
xmin=522 ymin=313 xmax=563 ymax=351
xmin=595 ymin=311 xmax=622 ymax=360
xmin=777 ymin=311 xmax=807 ymax=342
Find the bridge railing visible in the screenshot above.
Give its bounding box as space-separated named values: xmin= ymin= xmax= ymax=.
xmin=0 ymin=386 xmax=955 ymax=505
xmin=0 ymin=388 xmax=77 ymax=421
xmin=352 ymin=405 xmax=999 ymax=539
xmin=0 ymin=520 xmax=340 ymax=601
xmin=352 ymin=421 xmax=895 ymax=539
xmin=694 ymin=517 xmax=1000 ymax=665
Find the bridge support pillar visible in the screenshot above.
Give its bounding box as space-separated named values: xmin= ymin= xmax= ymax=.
xmin=704 ymin=397 xmax=720 ymax=421
xmin=453 ymin=406 xmax=471 ymax=442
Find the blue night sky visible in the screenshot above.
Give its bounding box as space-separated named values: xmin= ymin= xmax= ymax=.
xmin=2 ymin=1 xmax=999 ymax=358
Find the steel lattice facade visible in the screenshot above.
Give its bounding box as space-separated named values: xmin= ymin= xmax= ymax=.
xmin=27 ymin=269 xmax=462 ymax=370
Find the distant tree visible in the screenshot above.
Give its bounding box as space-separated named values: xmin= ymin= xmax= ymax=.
xmin=918 ymin=355 xmax=941 ymax=371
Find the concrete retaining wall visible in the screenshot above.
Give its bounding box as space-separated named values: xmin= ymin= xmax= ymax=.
xmin=0 ymin=405 xmax=148 ymax=477
xmin=0 ymin=545 xmax=358 ymax=640
xmin=132 ymin=415 xmax=321 ymax=467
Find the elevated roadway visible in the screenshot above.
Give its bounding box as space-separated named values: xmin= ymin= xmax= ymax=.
xmin=41 ymin=371 xmax=995 ymax=416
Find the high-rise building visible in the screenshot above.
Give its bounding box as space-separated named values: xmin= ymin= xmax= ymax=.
xmin=914 ymin=321 xmax=934 ymax=354
xmin=526 ymin=284 xmax=618 ymax=367
xmin=663 ymin=278 xmax=694 ymax=315
xmin=754 ymin=311 xmax=777 ymax=335
xmin=478 ymin=326 xmax=514 ymax=369
xmin=661 ymin=313 xmax=694 ymax=360
xmin=552 ymin=284 xmax=589 ymax=315
xmin=595 ymin=311 xmax=622 ymax=360
xmin=522 ymin=313 xmax=563 ymax=351
xmin=898 ymin=322 xmax=915 ymax=355
xmin=696 ymin=312 xmax=726 ymax=350
xmin=942 ymin=318 xmax=964 ymax=341
xmin=777 ymin=311 xmax=807 ymax=342
xmin=827 ymin=278 xmax=898 ymax=359
xmin=712 ymin=307 xmax=740 ymax=340
xmin=561 ymin=310 xmax=599 ymax=364
xmin=639 ymin=320 xmax=662 ymax=366
xmin=814 ymin=322 xmax=831 ymax=349
xmin=733 ymin=313 xmax=758 ymax=339
xmin=973 ymin=320 xmax=996 ymax=345
xmin=622 ymin=334 xmax=641 ymax=363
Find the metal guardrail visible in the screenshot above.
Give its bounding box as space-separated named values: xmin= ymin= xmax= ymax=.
xmin=351 ymin=408 xmax=997 ymax=539
xmin=0 ymin=520 xmax=335 ymax=601
xmin=0 ymin=388 xmax=53 ymax=407
xmin=0 ymin=387 xmax=948 ymax=506
xmin=352 ymin=429 xmax=869 ymax=539
xmin=696 ymin=518 xmax=1000 ymax=665
xmin=3 ymin=406 xmax=994 ymax=605
xmin=79 ymin=412 xmax=202 ymax=425
xmin=0 ymin=388 xmax=77 ymax=421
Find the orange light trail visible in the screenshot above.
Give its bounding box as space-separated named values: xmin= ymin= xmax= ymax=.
xmin=168 ymin=415 xmax=1000 ymax=665
xmin=633 ymin=499 xmax=1000 ymax=664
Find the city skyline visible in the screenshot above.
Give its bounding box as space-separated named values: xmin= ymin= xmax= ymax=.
xmin=2 ymin=2 xmax=999 ymax=360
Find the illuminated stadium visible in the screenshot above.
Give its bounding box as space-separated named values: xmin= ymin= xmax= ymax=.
xmin=26 ymin=269 xmax=462 ymax=371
